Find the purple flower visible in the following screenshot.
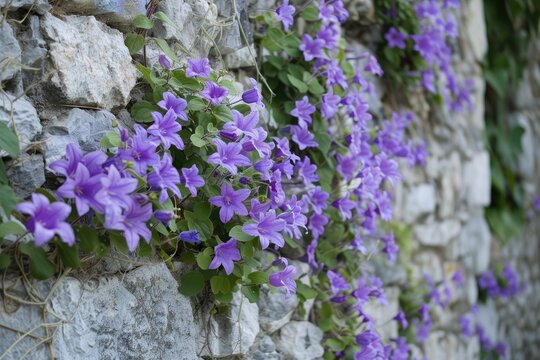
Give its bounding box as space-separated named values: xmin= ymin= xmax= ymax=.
xmin=276 ymin=0 xmax=295 ymax=31
xmin=96 ymin=165 xmax=138 ymax=211
xmin=414 ymin=318 xmax=431 ymax=343
xmin=306 ymin=186 xmax=329 ymax=214
xmin=394 ymin=310 xmax=408 ymax=329
xmin=16 ymin=193 xmax=74 ymax=246
xmin=377 ymin=155 xmax=401 ymax=186
xmin=148 ymin=109 xmax=184 ymax=150
xmin=159 ymin=54 xmax=172 ymax=69
xmin=290 ymin=96 xmax=316 ymax=128
xmin=269 ymin=263 xmax=297 ymax=295
xmin=207 ymin=139 xmax=251 ymax=175
xmin=327 ymin=270 xmax=350 ymax=295
xmin=385 ymin=27 xmax=407 ymax=49
xmin=208 ymin=238 xmax=241 ymax=275
xmin=242 ymin=78 xmax=264 ymax=107
xmin=254 ymin=157 xmax=274 ymax=180
xmin=364 ymin=55 xmax=383 ymax=76
xmin=201 ymin=81 xmax=228 ymax=105
xmin=124 ymin=125 xmax=161 ymax=175
xmin=186 ymin=58 xmax=211 ymax=78
xmin=299 ymin=34 xmax=325 ymax=61
xmin=56 ymin=163 xmax=102 ymax=216
xmin=534 ymin=196 xmax=540 ymax=211
xmin=336 ymin=154 xmax=358 ymax=180
xmin=500 ymin=264 xmax=521 ymax=298
xmin=460 ymin=315 xmax=473 ymax=337
xmin=241 ymin=128 xmax=274 ymax=157
xmin=157 ymin=92 xmax=188 ymax=121
xmin=309 ymin=213 xmax=328 ymax=239
xmin=296 ymin=156 xmax=319 ymax=186
xmin=321 ymin=92 xmax=341 ymax=119
xmin=224 ymin=110 xmax=260 ymax=137
xmin=478 ymin=270 xmax=499 ymax=297
xmin=209 ymin=183 xmax=250 ymax=223
xmin=291 ymin=125 xmax=318 ymax=150
xmin=154 ymin=210 xmax=174 ymax=225
xmin=381 ymin=233 xmax=399 ymax=263
xmin=243 ymin=210 xmax=286 ymax=249
xmin=332 ymin=195 xmax=356 ymax=220
xmin=104 ymin=199 xmax=153 ymax=251
xmin=147 ymin=153 xmax=182 ymax=203
xmin=49 ymin=143 xmax=106 ymax=178
xmin=451 ymin=270 xmax=464 ymax=286
xmin=181 ymin=165 xmax=205 ymax=197
xmin=179 ymin=230 xmax=201 ymax=244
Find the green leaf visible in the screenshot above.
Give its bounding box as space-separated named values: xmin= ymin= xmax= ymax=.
xmin=154 ymin=38 xmax=178 ymax=62
xmin=213 ymin=105 xmax=233 ymax=122
xmin=287 ymin=74 xmax=308 ymax=93
xmin=109 ymin=231 xmax=129 ymax=254
xmin=210 ymin=275 xmax=231 ymax=294
xmin=248 ymin=271 xmax=268 ymax=285
xmin=19 ymin=243 xmax=55 ymax=280
xmin=0 ymin=253 xmax=11 ymax=269
xmin=196 ymin=247 xmax=213 ymax=270
xmin=325 ymin=338 xmax=345 ymax=352
xmin=125 ymin=33 xmax=145 ymax=55
xmin=0 ymin=159 xmax=8 ymax=184
xmin=302 ymin=6 xmax=319 ymax=21
xmin=188 ymin=98 xmax=207 ymax=111
xmin=100 ymin=131 xmax=122 ymax=148
xmin=241 ymin=286 xmax=260 ymax=303
xmin=133 ymin=14 xmax=153 ymax=29
xmin=0 ymin=221 xmax=26 ymax=239
xmin=56 ymin=241 xmax=80 ymax=268
xmin=0 ymin=122 xmax=20 ymax=158
xmin=296 ymin=283 xmax=318 ymax=300
xmin=229 ymin=225 xmax=254 ymax=242
xmin=178 ymin=271 xmax=205 ymax=296
xmin=184 ymin=210 xmax=213 ymax=240
xmin=0 ymin=185 xmax=19 ymax=215
xmin=154 ymin=11 xmax=177 ymax=28
xmin=190 ymin=133 xmax=207 ymax=148
xmin=132 ymin=100 xmax=159 ymax=123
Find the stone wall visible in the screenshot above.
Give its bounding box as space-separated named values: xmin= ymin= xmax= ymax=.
xmin=0 ymin=0 xmax=537 ymax=359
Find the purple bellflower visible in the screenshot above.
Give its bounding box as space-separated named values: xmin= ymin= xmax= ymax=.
xmin=209 ymin=183 xmax=250 ymax=223
xmin=49 ymin=143 xmax=107 ymax=178
xmin=158 ymin=54 xmax=172 ymax=69
xmin=148 ymin=109 xmax=184 ymax=150
xmin=291 ymin=125 xmax=318 ymax=150
xmin=179 ymin=230 xmax=201 ymax=244
xmin=201 ymin=81 xmax=228 ymax=105
xmin=186 ymin=58 xmax=211 ymax=78
xmin=275 ymin=0 xmax=295 ymax=31
xmin=56 ymin=163 xmax=102 ymax=216
xmin=242 ymin=78 xmax=264 ymax=107
xmin=208 ymin=238 xmax=241 ymax=275
xmin=299 ymin=34 xmax=325 ymax=61
xmin=243 ymin=209 xmax=286 ymax=249
xmin=104 ymin=199 xmax=153 ymax=252
xmin=327 ymin=270 xmax=350 ymax=295
xmin=96 ymin=165 xmax=138 ymax=211
xmin=290 ymin=96 xmax=316 ymax=128
xmin=180 ymin=165 xmax=205 ymax=197
xmin=157 ymin=92 xmax=188 ymax=121
xmin=207 ymin=139 xmax=251 ymax=175
xmin=147 ymin=153 xmax=182 ymax=203
xmin=385 ymin=27 xmax=407 ymax=49
xmin=16 ymin=193 xmax=74 ymax=246
xmin=269 ymin=261 xmax=297 ymax=295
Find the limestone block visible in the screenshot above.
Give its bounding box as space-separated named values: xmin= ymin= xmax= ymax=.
xmin=0 ymin=93 xmax=42 ymax=156
xmin=274 ymin=321 xmax=324 ymax=360
xmin=0 ymin=20 xmax=21 ymax=82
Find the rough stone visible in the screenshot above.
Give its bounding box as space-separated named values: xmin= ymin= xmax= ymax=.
xmin=448 ymin=214 xmax=491 ymax=273
xmin=0 ymin=0 xmax=51 ymax=14
xmin=42 ymin=108 xmax=116 ymax=166
xmin=403 ymin=184 xmax=437 ymax=223
xmin=274 ymin=321 xmax=324 ymax=360
xmin=412 ymin=251 xmax=443 ymax=282
xmin=41 ymin=14 xmax=137 ymax=110
xmin=414 ymin=219 xmax=461 ymax=247
xmin=0 ymin=93 xmax=42 ymax=155
xmin=462 ymin=151 xmax=491 ymax=207
xmin=6 ymin=153 xmax=45 ymax=198
xmin=19 ymin=15 xmax=47 ymax=89
xmin=224 ymin=45 xmax=257 ymax=69
xmin=247 ymin=334 xmax=283 ymax=360
xmin=247 ymin=0 xmax=276 ymax=12
xmin=463 ymin=0 xmax=487 ymax=62
xmin=362 ymin=287 xmax=400 ymax=341
xmin=0 ymin=20 xmax=21 ymax=83
xmin=345 ymin=0 xmax=375 ymax=24
xmin=258 ymin=285 xmax=299 ymax=333
xmin=196 ymin=292 xmax=259 ymax=358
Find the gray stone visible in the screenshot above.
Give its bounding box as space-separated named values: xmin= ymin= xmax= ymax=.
xmin=153 ymin=0 xmax=218 ymax=58
xmin=0 ymin=0 xmax=51 ymax=14
xmin=247 ymin=334 xmax=283 ymax=360
xmin=363 ymin=287 xmax=399 ymax=341
xmin=476 ymin=300 xmax=498 ymax=342
xmin=0 ymin=20 xmax=21 ymax=83
xmin=414 ymin=219 xmax=461 ymax=247
xmin=224 ymin=45 xmax=257 ymax=69
xmin=42 ymin=108 xmax=116 ymax=166
xmin=448 ymin=214 xmax=491 ymax=273
xmin=274 ymin=321 xmax=324 ymax=360
xmin=345 ymin=0 xmax=375 ymax=24
xmin=41 ymin=14 xmax=137 ymax=110
xmin=48 ymin=263 xmax=198 ymax=359
xmin=6 ymin=153 xmax=45 ymax=198
xmin=196 ymin=292 xmax=259 ymax=358
xmin=403 ymin=184 xmax=436 ymax=223
xmin=462 ymin=151 xmax=491 ymax=207
xmin=463 ymin=0 xmax=487 ymax=61
xmin=54 ymin=0 xmax=146 ymax=30
xmin=19 ymin=15 xmax=47 ymax=89
xmin=258 ymin=284 xmax=299 ymax=333
xmin=247 ymin=0 xmax=276 ymax=12
xmin=412 ymin=251 xmax=443 ymax=282
xmin=0 ymin=93 xmax=42 ymax=155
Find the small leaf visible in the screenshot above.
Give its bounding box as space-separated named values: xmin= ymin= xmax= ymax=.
xmin=100 ymin=132 xmax=122 ymax=148
xmin=210 ymin=275 xmax=231 ymax=294
xmin=178 ymin=271 xmax=205 ymax=296
xmin=132 ymin=100 xmax=159 ymax=123
xmin=125 ymin=33 xmax=145 ymax=55
xmin=241 ymin=286 xmax=260 ymax=303
xmin=109 ymin=231 xmax=129 ymax=254
xmin=302 ymin=6 xmax=319 ymax=21
xmin=297 ymin=283 xmax=318 ymax=300
xmin=287 ymin=74 xmax=308 ymax=93
xmin=19 ymin=243 xmax=55 ymax=280
xmin=190 ymin=134 xmax=206 ymax=147
xmin=0 ymin=122 xmax=20 ymax=158
xmin=154 ymin=11 xmax=177 ymax=28
xmin=0 ymin=221 xmax=26 ymax=239
xmin=0 ymin=185 xmax=19 ymax=215
xmin=248 ymin=271 xmax=268 ymax=285
xmin=229 ymin=225 xmax=254 ymax=242
xmin=154 ymin=38 xmax=178 ymax=62
xmin=213 ymin=105 xmax=233 ymax=122
xmin=56 ymin=241 xmax=81 ymax=268
xmin=133 ymin=14 xmax=154 ymax=29
xmin=196 ymin=247 xmax=213 ymax=270
xmin=188 ymin=98 xmax=207 ymax=111
xmin=0 ymin=253 xmax=11 ymax=269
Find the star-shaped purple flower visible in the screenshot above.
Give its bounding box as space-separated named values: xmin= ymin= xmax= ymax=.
xmin=186 ymin=58 xmax=211 ymax=78
xmin=96 ymin=165 xmax=138 ymax=211
xmin=56 ymin=163 xmax=103 ymax=216
xmin=180 ymin=165 xmax=205 ymax=197
xmin=299 ymin=34 xmax=325 ymax=61
xmin=243 ymin=209 xmax=286 ymax=249
xmin=291 ymin=125 xmax=318 ymax=150
xmin=327 ymin=270 xmax=350 ymax=295
xmin=148 ymin=109 xmax=184 ymax=150
xmin=148 ymin=153 xmax=182 ymax=203
xmin=269 ymin=261 xmax=297 ymax=295
xmin=208 ymin=238 xmax=241 ymax=275
xmin=385 ymin=27 xmax=407 ymax=49
xmin=104 ymin=198 xmax=153 ymax=252
xmin=290 ymin=96 xmax=316 ymax=128
xmin=209 ymin=183 xmax=250 ymax=223
xmin=207 ymin=138 xmax=251 ymax=175
xmin=157 ymin=92 xmax=188 ymax=121
xmin=275 ymin=0 xmax=295 ymax=31
xmin=201 ymin=81 xmax=228 ymax=105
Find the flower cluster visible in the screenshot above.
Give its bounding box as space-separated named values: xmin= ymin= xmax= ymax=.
xmin=478 ymin=264 xmax=524 ymax=300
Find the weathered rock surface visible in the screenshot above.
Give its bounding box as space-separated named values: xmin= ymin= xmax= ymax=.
xmin=41 ymin=14 xmax=137 ymax=110
xmin=0 ymin=0 xmax=51 ymax=14
xmin=0 ymin=93 xmax=42 ymax=155
xmin=403 ymin=184 xmax=437 ymax=223
xmin=54 ymin=0 xmax=146 ymax=29
xmin=248 ymin=334 xmax=283 ymax=360
xmin=274 ymin=321 xmax=324 ymax=360
xmin=258 ymin=285 xmax=299 ymax=334
xmin=6 ymin=153 xmax=45 ymax=198
xmin=0 ymin=20 xmax=21 ymax=83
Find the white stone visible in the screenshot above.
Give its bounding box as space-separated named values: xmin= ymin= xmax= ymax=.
xmin=403 ymin=184 xmax=436 ymax=223
xmin=462 ymin=151 xmax=491 ymax=207
xmin=42 ymin=108 xmax=117 ymax=166
xmin=414 ymin=219 xmax=461 ymax=246
xmin=41 ymin=14 xmax=137 ymax=110
xmin=197 ymin=292 xmax=259 ymax=358
xmin=0 ymin=93 xmax=42 ymax=155
xmin=412 ymin=251 xmax=443 ymax=282
xmin=258 ymin=284 xmax=299 ymax=333
xmin=438 ymin=152 xmax=462 ymax=217
xmin=363 ymin=287 xmax=399 ymax=341
xmin=0 ymin=20 xmax=21 ymax=83
xmin=0 ymin=0 xmax=50 ymax=14
xmin=464 ymin=0 xmax=487 ymax=61
xmin=448 ymin=214 xmax=491 ymax=273
xmin=247 ymin=334 xmax=283 ymax=360
xmin=275 ymin=321 xmax=324 ymax=360
xmin=54 ymin=0 xmax=146 ymax=29
xmin=476 ymin=299 xmax=498 ymax=342
xmin=225 ymin=45 xmax=257 ymax=69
